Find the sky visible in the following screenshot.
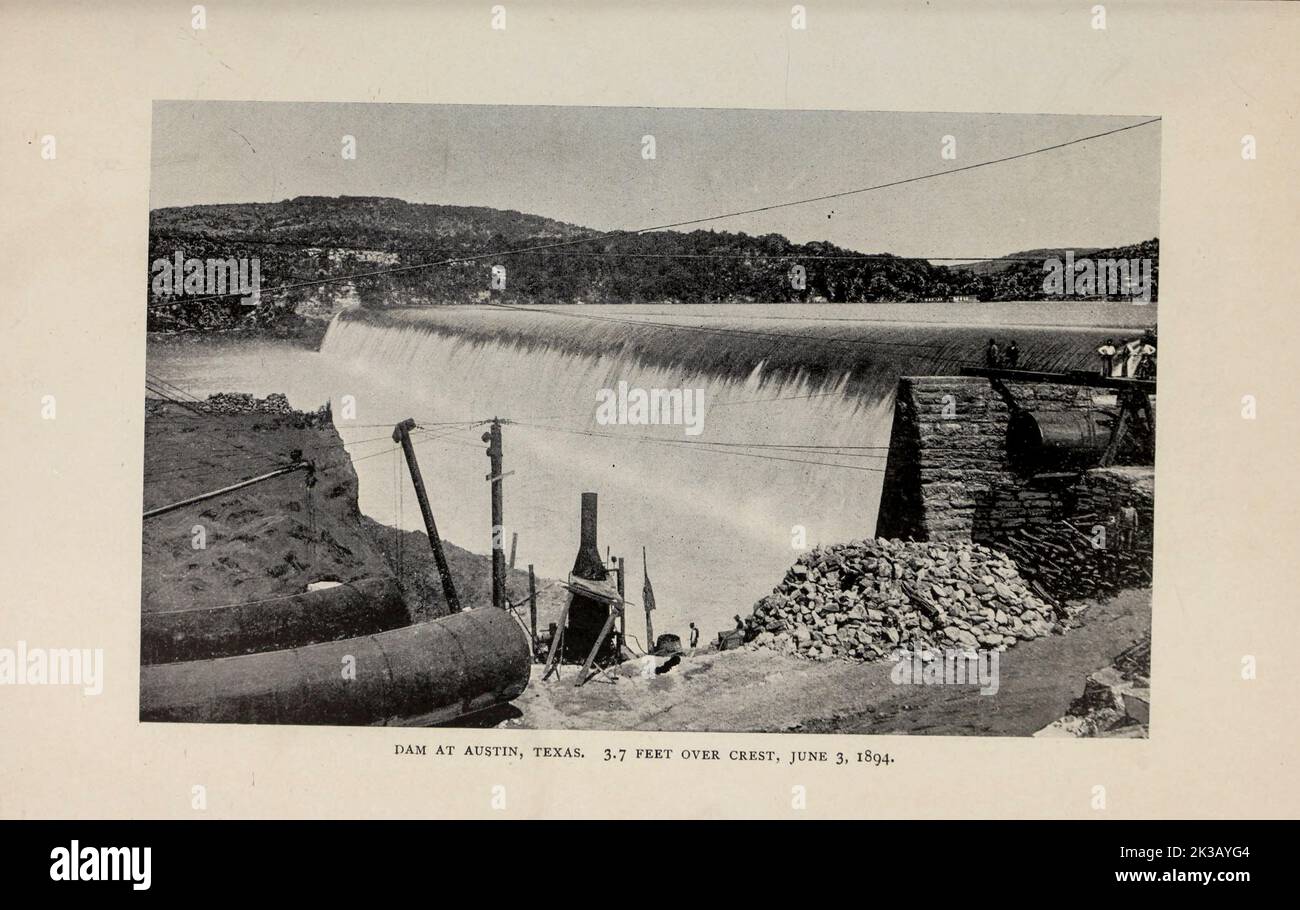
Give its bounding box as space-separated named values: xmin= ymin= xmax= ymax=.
xmin=151 ymin=101 xmax=1160 ymax=260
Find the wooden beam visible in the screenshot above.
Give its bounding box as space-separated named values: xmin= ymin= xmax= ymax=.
xmin=541 ymin=595 xmax=572 ymax=681
xmin=143 ymin=461 xmax=312 ymax=520
xmin=1099 ymin=404 xmax=1131 ymax=467
xmin=575 ymin=612 xmax=618 ymax=687
xmin=959 ymin=366 xmax=1155 ymax=394
xmin=393 ymin=418 xmax=460 ymax=612
xmin=528 ymin=564 xmax=538 ymax=653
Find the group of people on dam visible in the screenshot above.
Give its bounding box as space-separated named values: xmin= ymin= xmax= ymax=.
xmin=1097 ymin=330 xmax=1157 ymax=379
xmin=982 ymin=331 xmax=1157 ymax=380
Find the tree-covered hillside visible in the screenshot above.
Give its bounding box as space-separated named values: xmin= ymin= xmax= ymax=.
xmin=147 ymin=196 xmax=1158 ymax=333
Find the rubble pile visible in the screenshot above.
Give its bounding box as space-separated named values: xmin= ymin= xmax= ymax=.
xmin=203 ymin=392 xmax=294 ymax=415
xmin=742 ymin=538 xmax=1058 ymax=662
xmin=146 ymin=392 xmax=332 ymax=427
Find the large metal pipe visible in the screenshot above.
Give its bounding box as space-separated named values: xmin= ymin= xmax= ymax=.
xmin=572 ymin=491 xmax=605 ymax=579
xmin=140 ymin=607 xmax=530 ymax=726
xmin=141 ymin=577 xmax=410 ymax=665
xmin=1007 ymin=409 xmax=1116 ymax=472
xmin=565 ymin=492 xmax=613 ymax=662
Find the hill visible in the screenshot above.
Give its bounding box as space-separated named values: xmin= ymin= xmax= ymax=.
xmin=950 ymin=247 xmax=1103 ymax=277
xmin=147 ymin=196 xmax=1158 ymax=333
xmin=948 ymin=238 xmax=1159 ymax=301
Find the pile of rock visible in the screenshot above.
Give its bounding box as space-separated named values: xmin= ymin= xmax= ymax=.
xmin=204 ymin=392 xmax=293 ymax=415
xmin=146 ymin=392 xmax=334 ymax=429
xmin=742 ymin=538 xmax=1058 ymax=662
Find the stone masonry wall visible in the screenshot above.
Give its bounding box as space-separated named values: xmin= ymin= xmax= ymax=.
xmin=876 ymin=377 xmax=1097 ymax=542
xmin=992 ymin=466 xmax=1155 ymax=599
xmin=877 ymin=376 xmax=1153 ymax=530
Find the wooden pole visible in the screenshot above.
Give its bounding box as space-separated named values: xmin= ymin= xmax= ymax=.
xmin=392 ymin=419 xmax=460 ymax=612
xmin=643 ymin=547 xmax=654 ymax=650
xmin=575 ymin=612 xmax=618 ymax=687
xmin=616 ymin=556 xmax=625 ymax=654
xmin=483 ymin=418 xmax=507 ymax=610
xmin=528 ymin=563 xmax=538 ymax=653
xmin=144 ymin=461 xmax=312 ymax=520
xmin=1099 ymin=392 xmax=1133 ymax=468
xmin=542 ymin=597 xmax=572 ymax=681
xmin=509 ymin=531 xmax=518 ymax=570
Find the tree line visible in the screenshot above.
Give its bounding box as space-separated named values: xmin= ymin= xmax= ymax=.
xmin=146 ymin=197 xmax=1158 ymax=333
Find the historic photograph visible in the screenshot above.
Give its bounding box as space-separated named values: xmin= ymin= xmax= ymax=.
xmin=141 ymin=101 xmax=1159 ymax=736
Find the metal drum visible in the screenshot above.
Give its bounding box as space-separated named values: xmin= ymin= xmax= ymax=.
xmin=1007 ymin=408 xmax=1115 ymax=472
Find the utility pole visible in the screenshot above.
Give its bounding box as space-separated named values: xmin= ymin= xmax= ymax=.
xmin=392 ymin=418 xmax=459 ymax=613
xmin=528 ymin=563 xmax=538 ymax=654
xmin=483 ymin=418 xmax=507 ymax=610
xmin=616 ymin=556 xmax=626 ymax=655
xmin=643 ymin=546 xmax=655 ymax=650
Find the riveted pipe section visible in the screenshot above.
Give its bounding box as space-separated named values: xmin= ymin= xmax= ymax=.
xmin=140 ymin=607 xmax=530 ymax=726
xmin=1007 ymin=408 xmax=1115 ymax=473
xmin=141 ymin=577 xmax=410 ymax=665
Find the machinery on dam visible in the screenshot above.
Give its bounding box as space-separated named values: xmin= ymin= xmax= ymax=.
xmin=961 ymin=366 xmax=1156 ymax=475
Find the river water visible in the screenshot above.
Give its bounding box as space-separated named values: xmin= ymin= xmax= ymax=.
xmin=146 ymin=301 xmax=1154 ymax=641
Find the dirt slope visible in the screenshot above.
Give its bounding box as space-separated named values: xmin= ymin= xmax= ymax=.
xmin=141 ymin=398 xmax=395 ymax=614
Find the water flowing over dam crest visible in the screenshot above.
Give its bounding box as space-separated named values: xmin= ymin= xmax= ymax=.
xmin=307 ymin=304 xmax=1130 ymax=633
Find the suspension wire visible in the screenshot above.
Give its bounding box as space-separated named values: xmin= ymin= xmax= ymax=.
xmin=509 ymin=420 xmax=887 ymax=473
xmin=147 ymin=117 xmax=1161 ymax=311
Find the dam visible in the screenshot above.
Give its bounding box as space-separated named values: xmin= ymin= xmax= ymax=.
xmin=149 ymin=301 xmax=1153 ymax=638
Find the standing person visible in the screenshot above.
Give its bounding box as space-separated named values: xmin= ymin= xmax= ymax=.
xmin=688 ymin=622 xmax=699 ymax=649
xmin=1118 ymin=505 xmax=1138 ymax=553
xmin=1123 ymin=336 xmax=1143 ymax=378
xmin=1097 ymin=338 xmax=1117 ymax=376
xmin=1136 ymin=348 xmax=1155 ymax=380
xmin=1005 ymin=340 xmax=1020 ymax=369
xmin=985 ymin=338 xmax=1001 ymax=368
xmin=1102 ymin=513 xmax=1122 ymax=584
xmin=1135 ymin=331 xmax=1157 ymax=379
xmin=1115 ymin=505 xmax=1139 ymax=585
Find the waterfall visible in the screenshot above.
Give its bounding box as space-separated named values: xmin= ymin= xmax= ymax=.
xmin=314 ymin=304 xmax=1119 ymax=637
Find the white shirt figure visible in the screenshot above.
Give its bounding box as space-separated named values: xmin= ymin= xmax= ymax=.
xmin=1125 ymin=339 xmax=1143 ymax=377
xmin=1097 ymin=342 xmax=1118 ymax=376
